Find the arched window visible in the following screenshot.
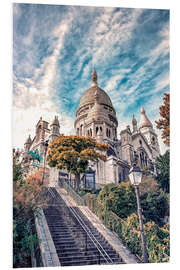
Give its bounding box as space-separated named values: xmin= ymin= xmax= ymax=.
xmin=80 ymin=125 xmax=83 ymax=136
xmin=109 ymin=129 xmax=111 ymax=138
xmin=96 ymin=126 xmax=99 ymax=135
xmin=106 ymin=128 xmax=108 ymax=137
xmin=90 ymin=128 xmax=92 ymax=137
xmin=118 ymin=173 xmax=121 ymax=183
xmin=122 ymin=168 xmax=125 ymax=181
xmin=140 ymin=152 xmax=145 ymax=166
xmin=145 ymin=155 xmax=147 ymax=166
xmin=87 ymin=130 xmax=90 ymax=136
xmin=152 ymin=136 xmax=155 ymax=145
xmin=100 ymin=126 xmax=102 ymax=133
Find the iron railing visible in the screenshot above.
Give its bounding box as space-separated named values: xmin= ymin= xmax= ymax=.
xmin=60 ymin=179 xmax=88 ymax=206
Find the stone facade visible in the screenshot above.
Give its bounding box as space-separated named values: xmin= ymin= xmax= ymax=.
xmin=23 ymin=70 xmax=160 ymax=188
xmin=23 ymin=116 xmax=60 ymax=158
xmin=74 ymin=70 xmax=160 ymax=188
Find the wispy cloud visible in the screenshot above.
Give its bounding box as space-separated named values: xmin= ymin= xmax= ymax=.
xmin=13 ymin=4 xmax=169 ymax=153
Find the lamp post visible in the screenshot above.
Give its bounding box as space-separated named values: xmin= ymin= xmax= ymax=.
xmin=42 ymin=140 xmax=49 ymax=185
xmin=128 ymin=165 xmax=148 ymax=263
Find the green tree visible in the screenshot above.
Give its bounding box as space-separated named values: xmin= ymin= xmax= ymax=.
xmin=156 ymin=150 xmax=170 ymax=193
xmin=97 ymin=182 xmax=137 ymax=218
xmin=141 ymin=191 xmax=169 ymax=226
xmin=97 ymin=181 xmax=169 ymax=225
xmin=47 ymin=135 xmax=109 ymax=190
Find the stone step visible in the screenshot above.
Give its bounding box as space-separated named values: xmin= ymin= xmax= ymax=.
xmin=43 ymin=188 xmax=125 ymax=266
xmin=60 ymin=257 xmax=123 ymax=266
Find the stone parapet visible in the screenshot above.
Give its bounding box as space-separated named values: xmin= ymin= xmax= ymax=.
xmin=35 ymin=209 xmax=61 ymax=267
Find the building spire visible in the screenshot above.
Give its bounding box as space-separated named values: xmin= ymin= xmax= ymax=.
xmin=132 ymin=115 xmax=137 ymax=132
xmin=91 ymin=69 xmax=98 ymax=87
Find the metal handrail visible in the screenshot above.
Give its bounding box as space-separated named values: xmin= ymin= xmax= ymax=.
xmin=62 ymin=180 xmax=86 ymax=206
xmin=69 ymin=206 xmax=114 ymax=264
xmin=49 ymin=187 xmax=114 ymax=264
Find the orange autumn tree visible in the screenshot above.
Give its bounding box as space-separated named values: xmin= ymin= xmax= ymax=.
xmin=13 ymin=152 xmax=49 ymax=267
xmin=13 ymin=167 xmax=49 ymax=214
xmin=155 ymin=93 xmax=170 ymax=146
xmin=47 ymin=135 xmax=109 ymax=190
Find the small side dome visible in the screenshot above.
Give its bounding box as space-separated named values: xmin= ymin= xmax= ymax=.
xmin=139 ymin=107 xmax=153 ymax=129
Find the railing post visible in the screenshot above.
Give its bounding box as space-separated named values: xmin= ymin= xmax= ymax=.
xmin=85 ymin=232 xmax=87 ymax=252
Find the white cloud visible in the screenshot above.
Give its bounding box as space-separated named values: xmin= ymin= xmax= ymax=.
xmin=105 ymin=74 xmax=124 ymax=91
xmin=92 ymin=8 xmax=143 ymax=64
xmin=37 ymin=21 xmax=71 ymax=93
xmin=12 ymin=106 xmax=75 ymax=149
xmin=13 ymin=17 xmax=74 ymax=148
xmin=155 ymin=76 xmax=169 ymax=91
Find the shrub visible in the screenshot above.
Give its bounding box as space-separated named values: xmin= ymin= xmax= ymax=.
xmin=87 ymin=182 xmax=170 ymax=263
xmin=97 ymin=182 xmax=169 ymax=226
xmin=97 ymin=182 xmax=137 ymax=218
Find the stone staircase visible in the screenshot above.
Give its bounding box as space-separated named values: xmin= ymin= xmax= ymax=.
xmin=43 ymin=187 xmax=124 ymax=266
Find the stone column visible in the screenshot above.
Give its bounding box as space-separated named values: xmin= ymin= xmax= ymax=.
xmin=103 ymin=122 xmax=106 ymax=139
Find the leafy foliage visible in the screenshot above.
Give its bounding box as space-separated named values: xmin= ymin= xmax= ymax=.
xmin=13 ymin=168 xmax=48 ymax=213
xmin=156 ymin=93 xmax=170 ymax=146
xmin=13 ymin=152 xmax=23 ymax=183
xmin=97 ymin=180 xmax=169 ymax=226
xmin=97 ymin=182 xmax=137 ymax=218
xmin=13 ymin=214 xmax=39 ymax=267
xmin=88 ymin=194 xmax=169 ymax=263
xmin=156 ymin=150 xmax=170 ymax=193
xmin=141 ymin=191 xmax=169 ymax=226
xmin=13 ymin=154 xmax=47 ymax=267
xmin=28 ymin=149 xmax=42 ymax=163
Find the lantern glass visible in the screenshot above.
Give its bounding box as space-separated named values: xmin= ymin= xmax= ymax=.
xmin=129 ymin=166 xmax=142 ymax=186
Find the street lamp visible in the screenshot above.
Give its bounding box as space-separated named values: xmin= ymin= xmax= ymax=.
xmin=128 ymin=165 xmax=148 ymax=263
xmin=42 ymin=140 xmax=49 ymax=185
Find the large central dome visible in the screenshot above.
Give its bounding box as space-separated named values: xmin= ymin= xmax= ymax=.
xmin=76 ymin=69 xmax=114 ymax=115
xmin=78 ymin=86 xmax=113 ymax=109
xmin=74 ymin=69 xmax=118 ymax=140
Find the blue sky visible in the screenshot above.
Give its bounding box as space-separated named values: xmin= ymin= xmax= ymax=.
xmin=13 ymin=3 xmax=169 ymax=153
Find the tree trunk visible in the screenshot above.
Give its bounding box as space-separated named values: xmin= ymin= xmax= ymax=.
xmin=75 ymin=173 xmax=80 ymax=191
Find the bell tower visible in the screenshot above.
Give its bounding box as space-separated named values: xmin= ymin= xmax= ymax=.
xmin=24 ymin=135 xmax=32 ymax=152
xmin=120 ymin=126 xmax=134 ymax=165
xmin=49 ymin=116 xmax=60 ymax=142
xmin=132 ymin=115 xmax=137 ymax=133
